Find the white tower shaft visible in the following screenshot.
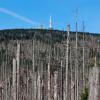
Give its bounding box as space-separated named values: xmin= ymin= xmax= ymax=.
xmin=50 ymin=16 xmax=52 ymax=29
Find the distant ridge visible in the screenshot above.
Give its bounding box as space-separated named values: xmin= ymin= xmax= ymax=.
xmin=0 ymin=29 xmax=99 ymax=42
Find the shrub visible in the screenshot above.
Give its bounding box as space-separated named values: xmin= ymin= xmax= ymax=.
xmin=81 ymin=87 xmax=88 ymax=100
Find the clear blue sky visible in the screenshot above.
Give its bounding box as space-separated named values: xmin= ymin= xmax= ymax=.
xmin=0 ymin=0 xmax=100 ymax=33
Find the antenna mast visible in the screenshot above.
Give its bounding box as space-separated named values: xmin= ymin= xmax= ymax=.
xmin=49 ymin=16 xmax=52 ymax=29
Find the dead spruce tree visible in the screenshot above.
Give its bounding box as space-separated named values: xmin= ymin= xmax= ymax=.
xmin=12 ymin=58 xmax=17 ymax=100
xmin=16 ymin=43 xmax=20 ymax=100
xmin=65 ymin=25 xmax=70 ymax=100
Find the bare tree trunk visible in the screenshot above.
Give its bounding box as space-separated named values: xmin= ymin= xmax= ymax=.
xmin=26 ymin=62 xmax=29 ymax=100
xmin=48 ymin=62 xmax=50 ymax=100
xmin=82 ymin=27 xmax=85 ymax=88
xmin=8 ymin=75 xmax=11 ymax=100
xmin=61 ymin=60 xmax=63 ymax=100
xmin=16 ymin=43 xmax=20 ymax=100
xmin=65 ymin=25 xmax=70 ymax=100
xmin=37 ymin=71 xmax=40 ymax=100
xmin=75 ymin=22 xmax=78 ymax=100
xmin=40 ymin=61 xmax=43 ymax=100
xmin=89 ymin=67 xmax=100 ymax=100
xmin=54 ymin=71 xmax=58 ymax=100
xmin=12 ymin=58 xmax=16 ymax=100
xmin=5 ymin=44 xmax=8 ymax=100
xmin=70 ymin=46 xmax=75 ymax=100
xmin=0 ymin=89 xmax=3 ymax=100
xmin=5 ymin=77 xmax=8 ymax=100
xmin=32 ymin=39 xmax=37 ymax=100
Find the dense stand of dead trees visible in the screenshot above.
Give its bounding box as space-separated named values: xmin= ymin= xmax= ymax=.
xmin=0 ymin=28 xmax=100 ymax=100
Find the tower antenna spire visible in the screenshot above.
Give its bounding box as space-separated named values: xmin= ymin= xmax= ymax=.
xmin=49 ymin=16 xmax=52 ymax=29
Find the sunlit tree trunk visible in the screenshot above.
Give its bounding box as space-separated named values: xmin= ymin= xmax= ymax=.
xmin=82 ymin=22 xmax=85 ymax=88
xmin=89 ymin=67 xmax=100 ymax=100
xmin=70 ymin=46 xmax=75 ymax=100
xmin=16 ymin=43 xmax=20 ymax=100
xmin=54 ymin=71 xmax=58 ymax=100
xmin=37 ymin=71 xmax=40 ymax=100
xmin=12 ymin=58 xmax=16 ymax=100
xmin=65 ymin=25 xmax=70 ymax=100
xmin=48 ymin=62 xmax=50 ymax=100
xmin=75 ymin=22 xmax=79 ymax=100
xmin=32 ymin=39 xmax=37 ymax=100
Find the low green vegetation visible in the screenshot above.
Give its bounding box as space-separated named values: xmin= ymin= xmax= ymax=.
xmin=81 ymin=87 xmax=88 ymax=100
